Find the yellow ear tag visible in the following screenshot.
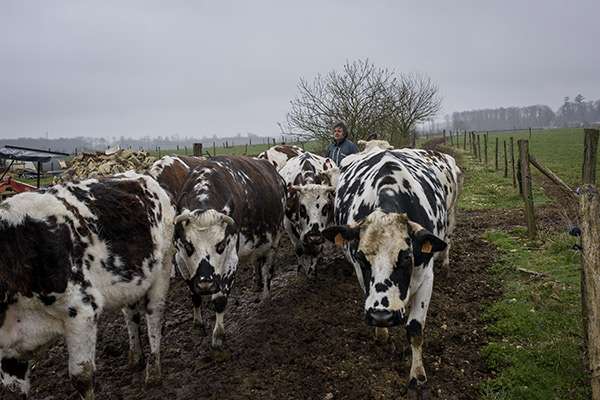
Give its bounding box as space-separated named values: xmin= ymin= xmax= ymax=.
xmin=335 ymin=233 xmax=346 ymax=247
xmin=421 ymin=241 xmax=433 ymax=253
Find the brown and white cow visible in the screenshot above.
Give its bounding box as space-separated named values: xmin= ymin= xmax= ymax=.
xmin=172 ymin=156 xmax=286 ymax=348
xmin=0 ymin=172 xmax=175 ymax=399
xmin=257 ymin=144 xmax=304 ymax=171
xmin=149 ymin=155 xmax=205 ymax=201
xmin=278 ymin=152 xmax=338 ymax=277
xmin=323 ymin=148 xmax=461 ymax=399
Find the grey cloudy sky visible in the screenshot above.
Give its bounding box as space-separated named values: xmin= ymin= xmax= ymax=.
xmin=1 ymin=0 xmax=599 ymax=139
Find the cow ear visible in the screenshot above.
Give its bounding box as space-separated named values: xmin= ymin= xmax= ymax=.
xmin=323 ymin=225 xmax=360 ymax=247
xmin=414 ymin=229 xmax=447 ymax=254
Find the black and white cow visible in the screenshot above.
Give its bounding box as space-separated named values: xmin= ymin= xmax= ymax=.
xmin=257 ymin=144 xmax=304 ymax=171
xmin=173 ymin=156 xmax=286 ymax=348
xmin=278 ymin=152 xmax=338 ymax=277
xmin=323 ymin=148 xmax=461 ymax=398
xmin=0 ymin=172 xmax=175 ymax=399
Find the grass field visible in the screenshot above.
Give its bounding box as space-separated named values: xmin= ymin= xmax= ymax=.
xmin=452 ymin=128 xmax=591 ymax=399
xmin=467 ymin=128 xmax=595 ymax=186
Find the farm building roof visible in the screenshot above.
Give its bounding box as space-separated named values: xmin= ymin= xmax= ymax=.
xmin=0 ymin=145 xmax=68 ymax=163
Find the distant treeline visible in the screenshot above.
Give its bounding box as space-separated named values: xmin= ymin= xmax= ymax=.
xmin=452 ymin=95 xmax=600 ymax=132
xmin=0 ymin=133 xmax=301 ymax=155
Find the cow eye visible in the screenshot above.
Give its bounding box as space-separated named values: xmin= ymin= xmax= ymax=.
xmin=356 ymin=250 xmax=370 ymax=266
xmin=397 ymin=250 xmax=412 ymax=266
xmin=184 ymin=242 xmax=194 ymax=256
xmin=216 ymin=241 xmax=227 ymax=254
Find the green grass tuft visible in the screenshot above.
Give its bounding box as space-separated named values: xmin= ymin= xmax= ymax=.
xmin=480 ymin=229 xmax=589 ymax=400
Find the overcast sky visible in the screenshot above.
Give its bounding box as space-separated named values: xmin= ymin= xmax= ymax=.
xmin=1 ymin=0 xmax=599 ymax=139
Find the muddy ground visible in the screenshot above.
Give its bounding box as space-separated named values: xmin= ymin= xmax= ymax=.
xmin=5 ymin=205 xmax=520 ymax=400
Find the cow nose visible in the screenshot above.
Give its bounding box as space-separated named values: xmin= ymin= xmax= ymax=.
xmin=303 ymin=231 xmax=324 ymax=245
xmin=196 ymin=278 xmax=214 ymax=292
xmin=295 ymin=242 xmax=304 ymax=256
xmin=366 ymin=309 xmax=398 ymax=327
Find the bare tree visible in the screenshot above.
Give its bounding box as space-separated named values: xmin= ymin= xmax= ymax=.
xmin=287 ymin=59 xmax=441 ymax=147
xmin=389 ymin=73 xmax=442 ymax=147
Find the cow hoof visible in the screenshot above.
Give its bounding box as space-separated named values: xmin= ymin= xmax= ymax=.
xmin=144 ymin=360 xmax=162 ymax=386
xmin=193 ymin=320 xmax=208 ymax=337
xmin=374 ymin=327 xmax=389 ymax=342
xmin=260 ymin=292 xmax=271 ymax=303
xmin=3 ymin=391 xmax=28 ymax=400
xmin=211 ymin=332 xmax=225 ymax=349
xmin=210 ymin=348 xmax=232 ymax=363
xmin=407 ymin=380 xmax=429 ymax=400
xmin=127 ymin=350 xmax=145 ymax=370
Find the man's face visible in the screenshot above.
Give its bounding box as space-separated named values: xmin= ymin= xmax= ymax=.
xmin=333 ymin=127 xmax=344 ymax=141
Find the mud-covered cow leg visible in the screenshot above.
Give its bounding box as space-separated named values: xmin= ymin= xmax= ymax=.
xmin=253 ymin=263 xmax=263 ymax=293
xmin=211 ymin=294 xmax=228 ymax=349
xmin=191 ymin=293 xmax=207 ymax=336
xmin=143 ymin=271 xmax=170 ymax=385
xmin=64 ymin=313 xmax=97 ymax=400
xmin=122 ymin=302 xmax=145 ymax=369
xmin=0 ymin=356 xmax=30 ymax=399
xmin=406 ymin=273 xmax=433 ymax=400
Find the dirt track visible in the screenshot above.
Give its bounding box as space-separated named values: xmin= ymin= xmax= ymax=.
xmin=11 ymin=206 xmax=514 ymax=400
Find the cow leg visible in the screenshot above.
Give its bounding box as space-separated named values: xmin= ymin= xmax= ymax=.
xmin=253 ymin=263 xmax=263 ymax=292
xmin=191 ymin=293 xmax=207 ymax=336
xmin=406 ymin=273 xmax=433 ymax=400
xmin=64 ymin=314 xmax=97 ymax=400
xmin=122 ymin=302 xmax=145 ymax=369
xmin=259 ymin=251 xmax=276 ymax=301
xmin=0 ymin=356 xmax=31 ymax=399
xmin=143 ymin=272 xmax=170 ymax=385
xmin=211 ymin=294 xmax=228 ymax=349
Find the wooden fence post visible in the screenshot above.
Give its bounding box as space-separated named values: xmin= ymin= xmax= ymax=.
xmin=484 ymin=133 xmax=488 ymax=166
xmin=213 ymin=141 xmax=216 ymax=157
xmin=193 ymin=143 xmax=203 ymax=157
xmin=580 ymin=128 xmax=600 ymax=398
xmin=517 ymin=139 xmax=537 ymax=239
xmin=510 ymin=137 xmax=517 ymax=188
xmin=443 ymin=129 xmax=447 ymax=144
xmin=503 ymin=140 xmax=508 ymax=177
xmin=477 ymin=134 xmax=482 ymax=162
xmin=495 ymin=137 xmax=499 ymax=171
xmin=583 ymin=129 xmax=599 ymax=185
xmin=463 ymin=131 xmax=467 ymax=150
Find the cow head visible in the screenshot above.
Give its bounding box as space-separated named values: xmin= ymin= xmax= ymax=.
xmin=323 ymin=210 xmax=446 ymax=327
xmin=173 ymin=209 xmax=238 ymax=296
xmin=287 ymin=183 xmax=335 ymax=277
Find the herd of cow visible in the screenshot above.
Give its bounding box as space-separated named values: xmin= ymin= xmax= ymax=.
xmin=0 ymin=140 xmax=462 ymax=399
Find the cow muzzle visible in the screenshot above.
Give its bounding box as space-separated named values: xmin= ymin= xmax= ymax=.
xmin=365 ymin=308 xmax=404 ymax=327
xmin=303 ymin=231 xmax=324 ymax=246
xmin=190 ymin=275 xmax=217 ymax=295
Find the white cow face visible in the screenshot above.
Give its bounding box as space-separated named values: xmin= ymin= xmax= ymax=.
xmin=323 ymin=210 xmax=446 ymax=327
xmin=174 ymin=209 xmax=239 ymax=295
xmin=288 ymin=184 xmax=335 ymax=276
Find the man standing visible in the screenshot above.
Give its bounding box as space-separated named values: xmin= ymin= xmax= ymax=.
xmin=325 ymin=122 xmax=359 ymax=166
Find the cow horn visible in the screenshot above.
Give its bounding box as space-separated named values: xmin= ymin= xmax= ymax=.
xmin=174 ymin=212 xmax=191 ymax=225
xmin=291 ymin=185 xmax=305 ymax=193
xmin=220 ymin=214 xmax=235 ymax=226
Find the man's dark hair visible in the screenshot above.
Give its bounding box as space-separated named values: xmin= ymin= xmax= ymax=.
xmin=333 ymin=122 xmax=349 ymax=138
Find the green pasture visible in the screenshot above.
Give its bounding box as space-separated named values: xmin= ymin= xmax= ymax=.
xmin=451 ymin=128 xmax=592 ymax=399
